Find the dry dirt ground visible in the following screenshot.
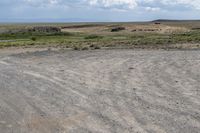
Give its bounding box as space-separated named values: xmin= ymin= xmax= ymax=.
xmin=61 ymin=23 xmax=188 ymax=34
xmin=0 ymin=49 xmax=200 ymax=133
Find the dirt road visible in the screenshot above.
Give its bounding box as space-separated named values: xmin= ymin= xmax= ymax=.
xmin=0 ymin=49 xmax=200 ymax=133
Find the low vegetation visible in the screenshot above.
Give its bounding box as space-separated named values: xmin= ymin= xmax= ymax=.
xmin=84 ymin=35 xmax=103 ymax=40
xmin=0 ymin=22 xmax=200 ymax=49
xmin=111 ymin=27 xmax=126 ymax=32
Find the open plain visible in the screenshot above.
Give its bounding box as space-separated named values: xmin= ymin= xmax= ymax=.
xmin=0 ymin=49 xmax=200 ymax=133
xmin=1 ymin=21 xmax=200 ymax=49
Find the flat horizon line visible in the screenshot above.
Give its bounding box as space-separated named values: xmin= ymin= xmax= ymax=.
xmin=0 ymin=19 xmax=200 ymax=24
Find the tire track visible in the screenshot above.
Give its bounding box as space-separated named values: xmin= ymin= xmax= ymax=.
xmin=0 ymin=50 xmax=200 ymax=133
xmin=23 ymin=71 xmax=88 ymax=99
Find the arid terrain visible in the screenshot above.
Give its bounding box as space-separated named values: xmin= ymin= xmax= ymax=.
xmin=0 ymin=48 xmax=200 ymax=133
xmin=1 ymin=20 xmax=200 ymax=49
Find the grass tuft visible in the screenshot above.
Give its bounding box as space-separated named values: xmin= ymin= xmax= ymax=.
xmin=84 ymin=35 xmax=103 ymax=40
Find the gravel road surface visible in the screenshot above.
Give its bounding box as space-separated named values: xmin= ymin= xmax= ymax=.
xmin=0 ymin=49 xmax=200 ymax=133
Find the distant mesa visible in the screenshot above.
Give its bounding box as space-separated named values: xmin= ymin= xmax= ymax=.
xmin=152 ymin=19 xmax=200 ymax=23
xmin=152 ymin=19 xmax=181 ymax=22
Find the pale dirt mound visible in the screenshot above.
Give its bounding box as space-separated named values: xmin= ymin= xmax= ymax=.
xmin=61 ymin=23 xmax=189 ymax=34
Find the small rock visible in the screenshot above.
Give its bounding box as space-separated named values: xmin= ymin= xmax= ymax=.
xmin=129 ymin=67 xmax=134 ymax=70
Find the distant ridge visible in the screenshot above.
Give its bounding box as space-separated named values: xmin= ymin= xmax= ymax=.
xmin=152 ymin=19 xmax=200 ymax=22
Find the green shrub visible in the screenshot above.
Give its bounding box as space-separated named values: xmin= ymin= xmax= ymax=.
xmin=84 ymin=35 xmax=102 ymax=40
xmin=89 ymin=44 xmax=95 ymax=47
xmin=31 ymin=37 xmax=37 ymax=41
xmin=73 ymin=46 xmax=80 ymax=50
xmin=94 ymin=46 xmax=101 ymax=49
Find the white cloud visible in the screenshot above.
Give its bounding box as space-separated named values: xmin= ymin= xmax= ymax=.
xmin=88 ymin=0 xmax=137 ymax=9
xmin=163 ymin=0 xmax=200 ymax=9
xmin=88 ymin=0 xmax=200 ymax=10
xmin=141 ymin=0 xmax=200 ymax=9
xmin=145 ymin=7 xmax=160 ymax=12
xmin=24 ymin=0 xmax=60 ymax=6
xmin=22 ymin=0 xmax=200 ymax=10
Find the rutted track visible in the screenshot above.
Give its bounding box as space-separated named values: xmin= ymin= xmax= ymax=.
xmin=0 ymin=49 xmax=200 ymax=133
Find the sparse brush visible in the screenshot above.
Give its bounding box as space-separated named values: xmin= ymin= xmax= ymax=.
xmin=73 ymin=46 xmax=81 ymax=50
xmin=81 ymin=46 xmax=89 ymax=50
xmin=94 ymin=46 xmax=101 ymax=49
xmin=31 ymin=37 xmax=37 ymax=41
xmin=1 ymin=22 xmax=200 ymax=49
xmin=84 ymin=35 xmax=102 ymax=40
xmin=89 ymin=44 xmax=95 ymax=47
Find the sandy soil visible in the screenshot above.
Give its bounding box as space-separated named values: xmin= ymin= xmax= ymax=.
xmin=61 ymin=24 xmax=188 ymax=34
xmin=0 ymin=49 xmax=200 ymax=133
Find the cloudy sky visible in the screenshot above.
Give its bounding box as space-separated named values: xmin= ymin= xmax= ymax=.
xmin=0 ymin=0 xmax=200 ymax=22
